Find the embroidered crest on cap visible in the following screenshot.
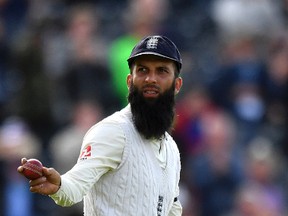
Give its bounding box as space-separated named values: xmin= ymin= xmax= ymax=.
xmin=146 ymin=36 xmax=159 ymax=49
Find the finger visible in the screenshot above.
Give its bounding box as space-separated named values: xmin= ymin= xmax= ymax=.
xmin=17 ymin=166 xmax=24 ymax=173
xmin=29 ymin=176 xmax=47 ymax=187
xmin=42 ymin=167 xmax=50 ymax=175
xmin=21 ymin=158 xmax=27 ymax=164
xmin=17 ymin=158 xmax=27 ymax=174
xmin=30 ymin=183 xmax=44 ymax=193
xmin=43 ymin=167 xmax=59 ymax=180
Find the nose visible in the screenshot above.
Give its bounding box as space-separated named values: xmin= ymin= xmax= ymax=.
xmin=144 ymin=72 xmax=157 ymax=83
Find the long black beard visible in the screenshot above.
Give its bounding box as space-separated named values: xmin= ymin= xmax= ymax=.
xmin=128 ymin=81 xmax=176 ymax=139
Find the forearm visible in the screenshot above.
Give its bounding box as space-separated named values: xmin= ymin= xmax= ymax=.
xmin=49 ymin=161 xmax=107 ymax=206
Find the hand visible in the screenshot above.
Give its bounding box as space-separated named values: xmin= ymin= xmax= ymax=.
xmin=17 ymin=158 xmax=61 ymax=195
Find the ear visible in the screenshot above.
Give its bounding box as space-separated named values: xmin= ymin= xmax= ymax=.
xmin=127 ymin=74 xmax=132 ymax=89
xmin=174 ymin=77 xmax=183 ymax=95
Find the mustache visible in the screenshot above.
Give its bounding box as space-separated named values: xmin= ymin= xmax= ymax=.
xmin=141 ymin=84 xmax=160 ymax=90
xmin=141 ymin=84 xmax=161 ymax=92
xmin=142 ymin=83 xmax=160 ymax=89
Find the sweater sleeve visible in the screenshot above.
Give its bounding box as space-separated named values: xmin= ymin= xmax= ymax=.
xmin=167 ymin=174 xmax=183 ymax=216
xmin=50 ymin=122 xmax=126 ymax=206
xmin=169 ymin=199 xmax=183 ymax=216
xmin=168 ymin=186 xmax=182 ymax=216
xmin=168 ymin=136 xmax=183 ymax=216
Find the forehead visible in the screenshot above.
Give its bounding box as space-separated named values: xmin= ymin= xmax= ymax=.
xmin=133 ymin=55 xmax=175 ymax=67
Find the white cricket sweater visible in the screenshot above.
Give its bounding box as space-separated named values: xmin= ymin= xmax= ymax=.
xmin=50 ymin=105 xmax=182 ymax=216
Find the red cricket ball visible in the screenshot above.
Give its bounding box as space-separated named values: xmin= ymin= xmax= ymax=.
xmin=22 ymin=158 xmax=43 ymax=180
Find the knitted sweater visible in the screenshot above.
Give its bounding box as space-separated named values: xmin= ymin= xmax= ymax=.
xmin=50 ymin=106 xmax=182 ymax=216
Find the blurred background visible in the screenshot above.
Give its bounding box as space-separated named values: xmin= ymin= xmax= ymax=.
xmin=0 ymin=0 xmax=287 ymax=215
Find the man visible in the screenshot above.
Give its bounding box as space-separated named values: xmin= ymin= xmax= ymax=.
xmin=18 ymin=35 xmax=183 ymax=216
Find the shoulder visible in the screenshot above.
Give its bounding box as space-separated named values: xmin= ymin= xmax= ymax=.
xmin=101 ymin=105 xmax=132 ymax=125
xmin=82 ymin=106 xmax=132 ymax=144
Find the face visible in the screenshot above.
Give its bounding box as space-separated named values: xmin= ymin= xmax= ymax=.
xmin=127 ymin=55 xmax=182 ymax=100
xmin=126 ymin=55 xmax=183 ymax=139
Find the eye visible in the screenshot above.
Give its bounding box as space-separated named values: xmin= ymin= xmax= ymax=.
xmin=158 ymin=67 xmax=169 ymax=74
xmin=137 ymin=67 xmax=148 ymax=74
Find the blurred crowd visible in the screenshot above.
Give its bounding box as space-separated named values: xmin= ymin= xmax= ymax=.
xmin=0 ymin=0 xmax=288 ymax=216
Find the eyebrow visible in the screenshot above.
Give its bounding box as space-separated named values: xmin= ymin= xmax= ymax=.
xmin=135 ymin=63 xmax=146 ymax=68
xmin=136 ymin=63 xmax=171 ymax=70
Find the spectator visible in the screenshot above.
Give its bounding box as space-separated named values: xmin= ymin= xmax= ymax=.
xmin=261 ymin=34 xmax=288 ymax=158
xmin=10 ymin=23 xmax=55 ymax=155
xmin=228 ymin=137 xmax=287 ymax=216
xmin=42 ymin=3 xmax=118 ymax=123
xmin=43 ymin=3 xmax=107 ymax=79
xmin=108 ymin=0 xmax=170 ymax=106
xmin=0 ymin=116 xmax=41 ymax=216
xmin=49 ymin=100 xmax=104 ymax=216
xmin=187 ymin=111 xmax=244 ymax=216
xmin=209 ymin=0 xmax=286 ymax=146
xmin=208 ymin=36 xmax=267 ymax=146
xmin=173 ymin=86 xmax=216 ymax=169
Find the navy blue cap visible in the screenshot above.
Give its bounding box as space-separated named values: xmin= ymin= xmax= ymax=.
xmin=127 ymin=35 xmax=182 ymax=71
